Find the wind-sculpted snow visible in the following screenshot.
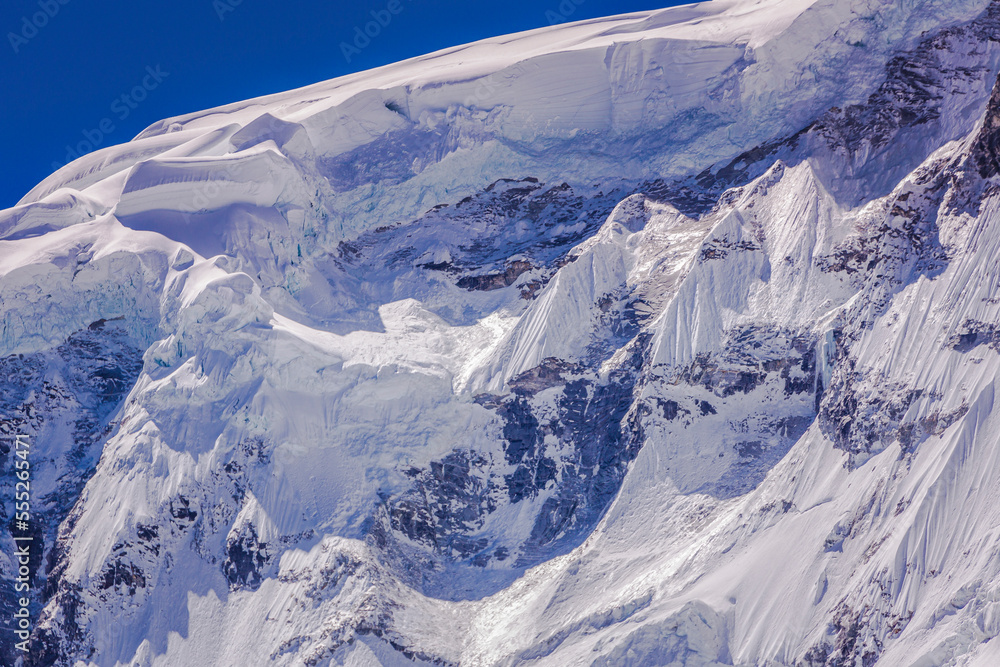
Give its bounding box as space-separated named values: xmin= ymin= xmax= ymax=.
xmin=116 ymin=147 xmax=303 ymax=217
xmin=9 ymin=0 xmax=1000 ymax=665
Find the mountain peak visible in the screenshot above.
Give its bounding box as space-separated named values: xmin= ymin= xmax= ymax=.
xmin=969 ymin=71 xmax=1000 ymax=178
xmin=7 ymin=1 xmax=1000 ymax=665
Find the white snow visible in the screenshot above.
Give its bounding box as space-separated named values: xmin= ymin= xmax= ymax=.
xmin=7 ymin=0 xmax=1000 ymax=665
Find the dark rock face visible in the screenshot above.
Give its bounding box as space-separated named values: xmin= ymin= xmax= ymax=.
xmin=378 ymin=358 xmax=643 ymax=568
xmin=644 ymin=326 xmax=821 ymax=499
xmin=224 ymin=524 xmax=271 ymax=590
xmin=384 ymin=450 xmax=499 ymax=561
xmin=100 ymin=556 xmax=147 ymax=596
xmin=817 ymin=5 xmax=1000 ymax=180
xmin=508 ymin=358 xmax=586 ymax=396
xmin=801 ymin=598 xmax=913 ymax=667
xmin=969 ymin=72 xmax=1000 ymax=179
xmin=819 ymin=338 xmax=969 ymax=463
xmin=820 ymin=367 xmax=925 ymax=460
xmin=0 ymin=320 xmax=144 ymax=664
xmin=948 ymin=318 xmax=1000 ymax=352
xmin=700 ymin=237 xmax=761 ymax=262
xmin=517 ymin=356 xmax=645 ymax=559
xmin=456 ymin=260 xmax=533 ymax=292
xmin=376 ymin=335 xmax=647 ymax=576
xmin=332 ymin=177 xmax=628 ymax=323
xmin=499 ymin=398 xmax=541 ymax=470
xmin=170 ymin=495 xmax=198 ymax=523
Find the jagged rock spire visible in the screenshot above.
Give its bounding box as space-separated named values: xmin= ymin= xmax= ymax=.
xmin=970 ymin=71 xmax=1000 ymax=178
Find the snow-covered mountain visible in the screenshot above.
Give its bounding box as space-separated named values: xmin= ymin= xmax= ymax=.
xmin=6 ymin=0 xmax=1000 ymax=664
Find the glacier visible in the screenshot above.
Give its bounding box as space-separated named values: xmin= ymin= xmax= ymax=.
xmin=6 ymin=0 xmax=1000 ymax=664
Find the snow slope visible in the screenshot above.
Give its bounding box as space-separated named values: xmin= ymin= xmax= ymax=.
xmin=6 ymin=0 xmax=1000 ymax=665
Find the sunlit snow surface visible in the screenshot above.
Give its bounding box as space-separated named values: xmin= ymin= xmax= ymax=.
xmin=7 ymin=0 xmax=1000 ymax=664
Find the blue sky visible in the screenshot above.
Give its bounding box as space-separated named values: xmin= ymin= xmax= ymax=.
xmin=1 ymin=0 xmax=696 ymax=208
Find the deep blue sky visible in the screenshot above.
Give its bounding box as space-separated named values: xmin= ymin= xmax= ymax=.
xmin=1 ymin=0 xmax=696 ymax=209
